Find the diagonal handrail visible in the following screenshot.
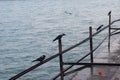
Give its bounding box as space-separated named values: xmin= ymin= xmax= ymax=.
xmin=9 ymin=19 xmax=120 ymax=80
xmin=52 ymin=19 xmax=120 ymax=79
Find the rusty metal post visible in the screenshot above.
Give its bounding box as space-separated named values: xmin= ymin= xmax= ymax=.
xmin=53 ymin=34 xmax=65 ymax=80
xmin=58 ymin=38 xmax=64 ymax=80
xmin=108 ymin=11 xmax=111 ymax=52
xmin=89 ymin=27 xmax=94 ymax=77
xmin=89 ymin=27 xmax=93 ymax=63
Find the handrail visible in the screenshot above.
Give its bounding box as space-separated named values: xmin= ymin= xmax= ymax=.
xmin=52 ymin=19 xmax=120 ymax=79
xmin=53 ymin=34 xmax=108 ymax=79
xmin=63 ymin=62 xmax=120 ymax=76
xmin=9 ymin=17 xmax=120 ymax=80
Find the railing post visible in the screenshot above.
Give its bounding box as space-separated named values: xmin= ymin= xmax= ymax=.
xmin=108 ymin=11 xmax=111 ymax=52
xmin=53 ymin=34 xmax=65 ymax=80
xmin=58 ymin=38 xmax=64 ymax=80
xmin=89 ymin=27 xmax=94 ymax=78
xmin=89 ymin=27 xmax=93 ymax=63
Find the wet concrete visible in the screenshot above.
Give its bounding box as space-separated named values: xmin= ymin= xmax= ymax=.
xmin=72 ymin=39 xmax=120 ymax=80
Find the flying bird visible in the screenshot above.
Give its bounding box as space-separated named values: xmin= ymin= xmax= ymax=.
xmin=53 ymin=33 xmax=66 ymax=42
xmin=96 ymin=25 xmax=103 ymax=31
xmin=32 ymin=55 xmax=46 ymax=62
xmin=64 ymin=11 xmax=72 ymax=15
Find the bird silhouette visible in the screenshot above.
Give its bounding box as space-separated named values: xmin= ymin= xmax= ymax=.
xmin=53 ymin=33 xmax=66 ymax=42
xmin=108 ymin=11 xmax=111 ymax=15
xmin=64 ymin=11 xmax=72 ymax=15
xmin=32 ymin=55 xmax=46 ymax=62
xmin=96 ymin=25 xmax=103 ymax=31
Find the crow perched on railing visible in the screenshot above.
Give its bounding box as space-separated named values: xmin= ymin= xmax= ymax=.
xmin=32 ymin=55 xmax=46 ymax=62
xmin=108 ymin=11 xmax=111 ymax=15
xmin=53 ymin=33 xmax=66 ymax=42
xmin=96 ymin=25 xmax=103 ymax=31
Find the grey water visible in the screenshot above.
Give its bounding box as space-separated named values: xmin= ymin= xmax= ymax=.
xmin=0 ymin=0 xmax=120 ymax=80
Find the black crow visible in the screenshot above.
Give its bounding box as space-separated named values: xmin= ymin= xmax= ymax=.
xmin=96 ymin=25 xmax=103 ymax=31
xmin=53 ymin=33 xmax=65 ymax=42
xmin=32 ymin=55 xmax=46 ymax=62
xmin=108 ymin=11 xmax=111 ymax=15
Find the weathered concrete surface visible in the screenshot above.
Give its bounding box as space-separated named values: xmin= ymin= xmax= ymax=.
xmin=72 ymin=38 xmax=120 ymax=80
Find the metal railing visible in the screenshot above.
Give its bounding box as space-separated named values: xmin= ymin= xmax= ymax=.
xmin=9 ymin=11 xmax=120 ymax=80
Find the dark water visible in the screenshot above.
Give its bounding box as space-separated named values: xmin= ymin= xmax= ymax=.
xmin=0 ymin=0 xmax=120 ymax=80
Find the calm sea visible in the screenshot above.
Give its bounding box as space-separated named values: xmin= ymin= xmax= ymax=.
xmin=0 ymin=0 xmax=120 ymax=80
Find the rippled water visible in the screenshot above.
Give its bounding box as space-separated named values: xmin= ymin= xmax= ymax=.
xmin=0 ymin=0 xmax=120 ymax=80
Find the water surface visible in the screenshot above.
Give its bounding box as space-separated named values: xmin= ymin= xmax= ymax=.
xmin=0 ymin=0 xmax=120 ymax=79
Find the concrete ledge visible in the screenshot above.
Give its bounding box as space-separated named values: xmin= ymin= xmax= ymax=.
xmin=72 ymin=37 xmax=120 ymax=80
